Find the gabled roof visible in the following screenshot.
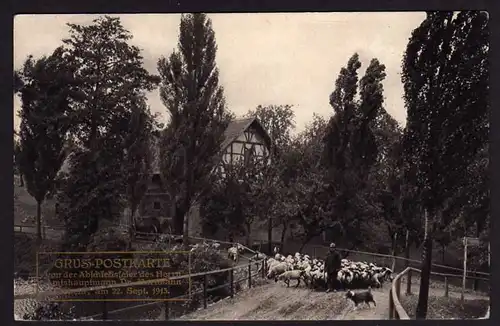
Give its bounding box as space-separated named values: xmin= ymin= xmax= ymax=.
xmin=150 ymin=116 xmax=272 ymax=174
xmin=220 ymin=116 xmax=271 ymax=151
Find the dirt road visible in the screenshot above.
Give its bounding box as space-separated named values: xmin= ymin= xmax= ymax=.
xmin=174 ymin=280 xmax=489 ymax=321
xmin=174 ymin=281 xmax=350 ymax=320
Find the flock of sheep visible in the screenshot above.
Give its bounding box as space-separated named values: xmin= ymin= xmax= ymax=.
xmin=250 ymin=248 xmax=394 ymax=291
xmin=167 ymin=241 xmax=395 ymax=291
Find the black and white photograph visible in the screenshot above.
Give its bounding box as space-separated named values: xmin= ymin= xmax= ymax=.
xmin=13 ymin=12 xmax=489 ymax=321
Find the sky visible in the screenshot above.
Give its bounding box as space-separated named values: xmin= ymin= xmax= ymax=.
xmin=13 ymin=12 xmax=426 ymax=133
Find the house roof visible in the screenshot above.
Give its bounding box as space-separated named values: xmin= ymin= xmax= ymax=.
xmin=151 ymin=116 xmax=271 ymax=174
xmin=220 ymin=117 xmax=271 ymax=150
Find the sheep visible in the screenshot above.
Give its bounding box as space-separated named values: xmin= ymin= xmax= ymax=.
xmin=262 ymin=249 xmax=393 ymax=292
xmin=309 ymin=269 xmax=327 ymax=289
xmin=275 ymin=270 xmax=306 ymax=288
xmin=267 ymin=262 xmax=291 ymax=279
xmin=227 ymin=246 xmax=239 ymax=262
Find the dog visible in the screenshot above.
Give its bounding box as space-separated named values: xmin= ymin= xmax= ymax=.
xmin=345 ymin=287 xmax=376 ymax=309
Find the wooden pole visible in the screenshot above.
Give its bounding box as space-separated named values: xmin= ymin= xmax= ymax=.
xmin=230 ymin=269 xmax=234 ymax=298
xmin=461 ymin=237 xmax=467 ymax=302
xmin=488 ymin=243 xmax=490 ymax=268
xmin=389 ymin=288 xmax=394 ymax=319
xmin=248 ymin=264 xmax=252 ymax=289
xmin=102 ymin=293 xmax=108 ymax=320
xmin=203 ymin=274 xmax=207 ymax=309
xmin=164 ymin=300 xmax=170 ymax=320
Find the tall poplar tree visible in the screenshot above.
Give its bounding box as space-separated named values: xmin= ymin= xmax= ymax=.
xmin=157 ymin=13 xmax=231 ymax=244
xmin=16 ymin=49 xmax=75 ymax=241
xmin=401 ymin=11 xmax=489 ymax=318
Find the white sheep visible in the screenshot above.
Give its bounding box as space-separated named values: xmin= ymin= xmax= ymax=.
xmin=227 ymin=246 xmax=239 ymax=262
xmin=267 ymin=262 xmax=291 ymax=279
xmin=275 ymin=270 xmax=305 ymax=288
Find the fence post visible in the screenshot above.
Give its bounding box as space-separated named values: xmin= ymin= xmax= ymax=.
xmin=406 ymin=269 xmax=412 ymax=295
xmin=444 ymin=277 xmax=449 ymax=297
xmin=164 ymin=299 xmax=170 ymax=320
xmin=396 ymin=277 xmax=401 ymax=302
xmin=261 ymin=260 xmax=266 ymax=278
xmin=389 ymin=288 xmax=394 ymax=319
xmin=230 ymin=269 xmax=234 ymax=298
xmin=101 ymin=293 xmax=108 ymax=320
xmin=203 ymin=274 xmax=208 ymax=309
xmin=248 ymin=264 xmax=252 ymax=289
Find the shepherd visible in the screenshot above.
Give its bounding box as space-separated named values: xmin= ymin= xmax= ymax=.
xmin=325 ymin=242 xmax=341 ymax=293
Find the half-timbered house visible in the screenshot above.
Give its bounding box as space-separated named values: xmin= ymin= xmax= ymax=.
xmin=138 ymin=116 xmax=273 ymax=238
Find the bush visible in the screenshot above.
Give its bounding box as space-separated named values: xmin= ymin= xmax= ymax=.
xmin=401 ymin=295 xmax=489 ymax=319
xmin=22 ymin=302 xmax=76 ymax=321
xmin=145 ymin=242 xmax=238 ymax=318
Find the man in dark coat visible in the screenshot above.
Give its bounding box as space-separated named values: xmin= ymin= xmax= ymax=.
xmin=325 ymin=242 xmax=341 ymax=292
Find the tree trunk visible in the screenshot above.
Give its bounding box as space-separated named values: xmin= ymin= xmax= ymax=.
xmin=404 ymin=229 xmax=411 ymax=268
xmin=267 ymin=217 xmax=273 ymax=255
xmin=473 ymin=227 xmax=480 ymax=291
xmin=390 ymin=232 xmax=398 ymax=272
xmin=405 ymin=229 xmax=412 ymax=294
xmin=183 ymin=210 xmax=189 ymax=247
xmin=416 ymin=209 xmax=433 ymax=319
xmin=128 ymin=207 xmax=136 ymax=249
xmin=19 ymin=174 xmax=24 ymax=187
xmin=174 ymin=205 xmax=185 ymax=235
xmin=280 ymin=223 xmax=288 ymax=254
xmin=441 ymin=244 xmax=445 ymax=264
xmin=36 ymin=200 xmax=42 ymax=243
xmin=245 ymin=223 xmax=252 ymax=247
xmin=299 ymin=235 xmax=314 ymax=252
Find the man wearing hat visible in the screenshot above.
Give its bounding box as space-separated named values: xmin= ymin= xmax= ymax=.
xmin=325 ymin=242 xmax=341 ymax=293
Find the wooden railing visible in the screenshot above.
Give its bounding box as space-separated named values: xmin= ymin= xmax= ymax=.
xmin=14 ymin=240 xmax=266 ymax=321
xmin=388 ymin=267 xmax=490 ymax=320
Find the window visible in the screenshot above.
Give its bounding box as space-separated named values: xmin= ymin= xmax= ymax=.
xmin=153 ymin=202 xmax=161 ymax=210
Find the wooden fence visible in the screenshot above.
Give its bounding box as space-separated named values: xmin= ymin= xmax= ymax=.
xmin=14 ymin=230 xmax=490 ymax=320
xmin=388 ymin=267 xmax=490 ymax=320
xmin=14 ymin=239 xmax=266 ymax=321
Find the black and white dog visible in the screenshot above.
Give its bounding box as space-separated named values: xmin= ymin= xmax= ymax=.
xmin=345 ymin=287 xmax=376 ymax=309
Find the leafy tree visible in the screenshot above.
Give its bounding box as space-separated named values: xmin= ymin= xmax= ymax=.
xmin=14 ymin=71 xmax=24 ymax=93
xmin=401 ymin=11 xmax=489 ymax=318
xmin=16 ymin=50 xmax=74 ymax=241
xmin=320 ymin=53 xmax=387 ymax=249
xmin=272 ymin=115 xmax=342 ymax=250
xmin=369 ymin=110 xmax=406 ymax=255
xmin=122 ymin=96 xmax=159 ymax=241
xmin=246 ymin=104 xmax=295 ymax=155
xmin=200 ymin=167 xmax=246 ymax=241
xmin=13 ymin=138 xmax=23 ymax=187
xmin=56 ymin=16 xmax=159 ymax=248
xmin=157 ymin=13 xmax=231 ymax=245
xmin=61 ymin=15 xmax=159 ymax=149
xmin=245 ymin=104 xmax=296 ymax=252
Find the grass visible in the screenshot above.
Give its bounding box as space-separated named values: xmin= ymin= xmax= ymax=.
xmin=400 ymin=295 xmax=489 ymax=319
xmin=14 ymin=183 xmax=60 ymax=227
xmin=14 ymin=233 xmax=61 ymax=275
